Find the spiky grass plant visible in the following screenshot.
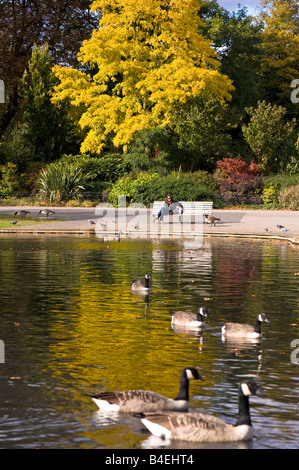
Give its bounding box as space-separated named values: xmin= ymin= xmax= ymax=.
xmin=37 ymin=160 xmax=93 ymax=203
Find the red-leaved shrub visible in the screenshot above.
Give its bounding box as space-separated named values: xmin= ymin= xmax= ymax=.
xmin=217 ymin=157 xmax=263 ymax=204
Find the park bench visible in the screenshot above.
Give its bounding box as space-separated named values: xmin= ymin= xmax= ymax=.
xmin=152 ymin=201 xmax=213 ymax=223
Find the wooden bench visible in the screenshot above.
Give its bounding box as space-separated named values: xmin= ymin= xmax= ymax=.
xmin=152 ymin=201 xmax=213 ymax=223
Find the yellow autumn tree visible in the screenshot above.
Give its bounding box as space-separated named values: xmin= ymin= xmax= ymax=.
xmin=52 ymin=0 xmax=234 ymax=154
xmin=258 ymin=0 xmax=299 ymax=109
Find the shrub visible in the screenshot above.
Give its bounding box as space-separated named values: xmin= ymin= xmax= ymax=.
xmin=216 ymin=157 xmax=263 ymax=205
xmin=262 ymin=186 xmax=279 ymax=205
xmin=0 ymin=162 xmax=21 ymax=196
xmin=62 ymin=153 xmax=131 ymax=186
xmin=108 ymin=171 xmax=219 ymax=207
xmin=134 ymin=173 xmax=217 ymax=207
xmin=108 ymin=173 xmax=160 ymax=206
xmin=184 ymin=170 xmax=220 ymax=193
xmin=37 ymin=160 xmax=93 ymax=203
xmin=278 ymin=185 xmax=299 ymax=210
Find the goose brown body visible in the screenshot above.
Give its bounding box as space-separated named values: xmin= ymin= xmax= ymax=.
xmin=170 ymin=307 xmax=208 ymax=328
xmin=90 ymin=367 xmax=203 ymax=413
xmin=222 ymin=313 xmax=270 ymax=340
xmin=131 ymin=273 xmax=152 ymax=293
xmin=141 ymin=381 xmax=264 ymax=443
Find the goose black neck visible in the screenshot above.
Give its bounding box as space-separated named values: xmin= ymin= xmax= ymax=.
xmin=235 ymin=393 xmax=252 ymax=426
xmin=196 ymin=312 xmax=203 ymax=322
xmin=254 ymin=317 xmax=261 ymax=334
xmin=174 ymin=372 xmax=189 ymax=401
xmin=144 ymin=277 xmax=150 ymax=288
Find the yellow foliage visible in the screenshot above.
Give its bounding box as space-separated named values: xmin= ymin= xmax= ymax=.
xmin=259 ymin=0 xmax=299 ymax=97
xmin=52 ymin=0 xmax=234 ymax=153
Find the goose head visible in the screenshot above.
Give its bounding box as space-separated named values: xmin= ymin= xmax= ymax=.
xmin=239 ymin=380 xmax=266 ymax=398
xmin=197 ymin=306 xmax=208 ymax=321
xmin=257 ymin=313 xmax=270 ymax=323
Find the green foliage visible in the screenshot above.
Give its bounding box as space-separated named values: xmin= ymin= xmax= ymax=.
xmin=20 ymin=44 xmax=79 ymax=163
xmin=108 ymin=173 xmax=160 ymax=206
xmin=108 ymin=171 xmax=218 ymax=207
xmin=124 ymin=127 xmax=177 ymax=173
xmin=37 ymin=160 xmax=93 ymax=203
xmin=242 ymin=101 xmax=298 ymax=172
xmin=62 ymin=153 xmax=131 ymax=187
xmin=263 ymin=172 xmax=299 ymax=192
xmin=0 ymin=123 xmax=35 ymax=172
xmin=0 ymin=162 xmax=20 ymax=196
xmin=278 ymin=184 xmax=299 ymax=210
xmin=172 ymin=98 xmax=236 ymax=171
xmin=262 ymin=172 xmax=299 ymax=206
xmin=199 ymin=1 xmax=263 ymax=112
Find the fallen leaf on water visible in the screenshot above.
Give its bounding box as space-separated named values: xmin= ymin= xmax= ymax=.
xmin=204 ymin=297 xmax=212 ymax=301
xmin=10 ymin=377 xmax=22 ymax=380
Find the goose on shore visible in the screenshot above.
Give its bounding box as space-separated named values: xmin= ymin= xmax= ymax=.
xmin=221 ymin=313 xmax=270 ymax=340
xmin=203 ymin=214 xmax=221 ymax=226
xmin=89 ymin=367 xmax=204 ymax=413
xmin=170 ymin=307 xmax=208 ymax=329
xmin=131 ymin=273 xmax=151 ymax=294
xmin=141 ymin=380 xmax=265 ymax=443
xmin=14 ymin=210 xmax=30 ymax=218
xmin=39 ymin=209 xmax=55 ymax=217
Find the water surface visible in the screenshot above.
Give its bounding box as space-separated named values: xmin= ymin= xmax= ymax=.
xmin=0 ymin=235 xmax=298 ymax=449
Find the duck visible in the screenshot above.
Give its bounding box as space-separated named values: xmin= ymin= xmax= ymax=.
xmin=203 ymin=214 xmax=221 ymax=226
xmin=131 ymin=273 xmax=151 ymax=293
xmin=14 ymin=210 xmax=30 ymax=218
xmin=39 ymin=209 xmax=55 ymax=217
xmin=89 ymin=367 xmax=204 ymax=413
xmin=170 ymin=306 xmax=208 ymax=329
xmin=141 ymin=380 xmax=265 ymax=443
xmin=221 ymin=313 xmax=270 ymax=340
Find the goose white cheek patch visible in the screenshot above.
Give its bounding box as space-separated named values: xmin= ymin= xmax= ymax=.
xmin=241 ymin=383 xmax=252 ymax=396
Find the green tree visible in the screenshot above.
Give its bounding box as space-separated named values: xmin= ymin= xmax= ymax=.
xmin=242 ymin=101 xmax=298 ymax=172
xmin=52 ymin=0 xmax=234 ymax=155
xmin=199 ymin=1 xmax=263 ymax=112
xmin=20 ymin=44 xmax=79 ymax=163
xmin=172 ymin=97 xmax=237 ymax=171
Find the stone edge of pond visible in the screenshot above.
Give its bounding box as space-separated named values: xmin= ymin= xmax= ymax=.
xmin=0 ymin=227 xmax=299 ymax=245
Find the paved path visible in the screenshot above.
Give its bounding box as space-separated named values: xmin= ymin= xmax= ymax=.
xmin=0 ymin=206 xmax=299 ymax=244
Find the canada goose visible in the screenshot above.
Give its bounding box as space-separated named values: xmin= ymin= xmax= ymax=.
xmin=39 ymin=209 xmax=55 ymax=217
xmin=131 ymin=273 xmax=151 ymax=293
xmin=141 ymin=380 xmax=265 ymax=443
xmin=203 ymin=214 xmax=221 ymax=226
xmin=89 ymin=367 xmax=204 ymax=413
xmin=170 ymin=307 xmax=208 ymax=329
xmin=221 ymin=313 xmax=270 ymax=340
xmin=14 ymin=210 xmax=30 ymax=218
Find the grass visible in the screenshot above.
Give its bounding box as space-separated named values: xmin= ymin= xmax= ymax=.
xmin=0 ymin=213 xmax=62 ymax=229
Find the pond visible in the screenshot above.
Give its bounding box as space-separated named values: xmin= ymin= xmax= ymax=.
xmin=0 ymin=235 xmax=298 ymax=450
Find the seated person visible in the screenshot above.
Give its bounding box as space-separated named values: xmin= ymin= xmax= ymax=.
xmin=157 ymin=194 xmax=184 ymax=221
